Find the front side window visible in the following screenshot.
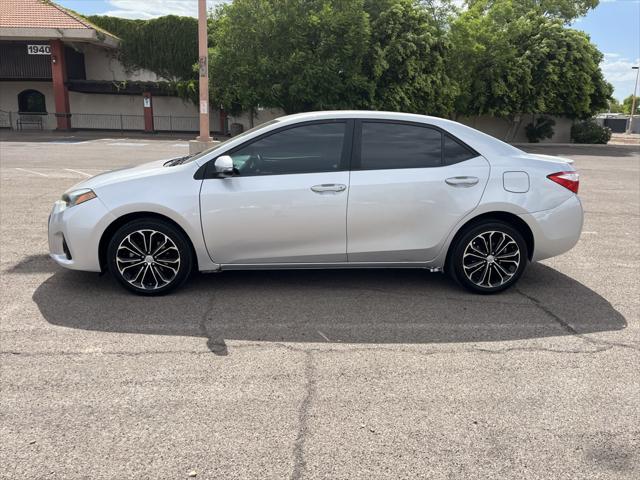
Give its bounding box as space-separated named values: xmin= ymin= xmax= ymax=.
xmin=229 ymin=122 xmax=346 ymax=176
xmin=360 ymin=122 xmax=442 ymax=170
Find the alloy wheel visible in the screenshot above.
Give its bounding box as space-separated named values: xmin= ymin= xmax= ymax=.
xmin=115 ymin=229 xmax=181 ymax=290
xmin=462 ymin=230 xmax=521 ymax=288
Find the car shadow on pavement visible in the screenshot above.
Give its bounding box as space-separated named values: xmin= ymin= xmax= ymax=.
xmin=7 ymin=254 xmax=54 ymax=274
xmin=31 ymin=262 xmax=627 ymax=355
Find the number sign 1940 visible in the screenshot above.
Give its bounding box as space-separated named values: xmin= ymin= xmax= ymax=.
xmin=27 ymin=45 xmax=51 ymax=55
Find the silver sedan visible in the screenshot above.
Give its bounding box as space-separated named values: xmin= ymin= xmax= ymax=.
xmin=48 ymin=111 xmax=583 ymax=295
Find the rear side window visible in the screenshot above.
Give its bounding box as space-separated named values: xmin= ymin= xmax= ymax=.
xmin=360 ymin=122 xmax=442 ymax=170
xmin=444 ymin=134 xmax=477 ymax=165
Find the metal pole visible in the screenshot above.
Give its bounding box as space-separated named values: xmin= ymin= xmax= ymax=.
xmin=627 ymin=66 xmax=639 ymax=134
xmin=196 ymin=0 xmax=212 ymax=142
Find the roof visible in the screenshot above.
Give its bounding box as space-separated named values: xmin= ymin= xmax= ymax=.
xmin=0 ymin=0 xmax=119 ymax=47
xmin=193 ymin=111 xmax=523 ymax=165
xmin=0 ymin=0 xmax=91 ymax=29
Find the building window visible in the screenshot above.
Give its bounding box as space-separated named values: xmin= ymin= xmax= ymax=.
xmin=18 ymin=90 xmax=47 ymax=113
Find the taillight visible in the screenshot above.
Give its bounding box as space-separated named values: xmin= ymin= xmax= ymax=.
xmin=547 ymin=171 xmax=579 ymax=194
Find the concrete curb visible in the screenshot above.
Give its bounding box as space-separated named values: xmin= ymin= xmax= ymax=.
xmin=511 ymin=143 xmax=638 ymax=148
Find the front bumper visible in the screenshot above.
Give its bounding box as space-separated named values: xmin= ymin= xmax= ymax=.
xmin=519 ymin=195 xmax=584 ymax=262
xmin=48 ymin=197 xmax=115 ymax=272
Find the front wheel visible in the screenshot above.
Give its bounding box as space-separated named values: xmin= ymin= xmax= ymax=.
xmin=449 ymin=221 xmax=528 ymax=294
xmin=107 ymin=219 xmax=193 ymax=295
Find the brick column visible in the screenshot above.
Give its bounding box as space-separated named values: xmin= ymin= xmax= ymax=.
xmin=49 ymin=40 xmax=71 ymax=130
xmin=143 ymin=92 xmax=154 ymax=132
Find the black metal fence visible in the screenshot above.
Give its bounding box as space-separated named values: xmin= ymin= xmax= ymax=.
xmin=0 ymin=110 xmax=202 ymax=133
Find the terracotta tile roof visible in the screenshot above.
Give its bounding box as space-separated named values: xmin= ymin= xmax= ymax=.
xmin=0 ymin=0 xmax=92 ymax=29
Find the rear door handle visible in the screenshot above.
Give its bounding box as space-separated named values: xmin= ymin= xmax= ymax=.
xmin=445 ymin=176 xmax=479 ymax=187
xmin=311 ymin=184 xmax=347 ymax=193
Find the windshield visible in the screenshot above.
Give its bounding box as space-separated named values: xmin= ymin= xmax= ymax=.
xmin=175 ymin=119 xmax=281 ymax=165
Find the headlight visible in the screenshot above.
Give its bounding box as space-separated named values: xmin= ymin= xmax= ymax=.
xmin=62 ymin=188 xmax=97 ymax=208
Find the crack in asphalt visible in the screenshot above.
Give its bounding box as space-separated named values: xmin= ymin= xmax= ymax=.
xmin=0 ymin=343 xmax=618 ymax=358
xmin=199 ymin=293 xmax=228 ymax=356
xmin=515 ymin=288 xmax=639 ymax=352
xmin=290 ymin=351 xmax=316 ymax=480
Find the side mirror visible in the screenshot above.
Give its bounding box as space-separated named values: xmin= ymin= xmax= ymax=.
xmin=214 ymin=155 xmax=234 ymax=176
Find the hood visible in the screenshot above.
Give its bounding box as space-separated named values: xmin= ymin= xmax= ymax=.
xmin=65 ymin=158 xmax=184 ymax=193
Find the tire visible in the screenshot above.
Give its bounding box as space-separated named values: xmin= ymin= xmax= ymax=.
xmin=448 ymin=221 xmax=528 ymax=294
xmin=107 ymin=218 xmax=193 ymax=295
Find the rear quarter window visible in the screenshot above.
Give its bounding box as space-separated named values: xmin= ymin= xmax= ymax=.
xmin=444 ymin=134 xmax=478 ymax=165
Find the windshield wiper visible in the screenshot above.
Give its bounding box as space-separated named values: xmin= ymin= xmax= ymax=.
xmin=164 ymin=155 xmax=192 ymax=166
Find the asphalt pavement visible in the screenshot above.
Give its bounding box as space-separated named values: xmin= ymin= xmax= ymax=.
xmin=0 ymin=133 xmax=638 ymax=479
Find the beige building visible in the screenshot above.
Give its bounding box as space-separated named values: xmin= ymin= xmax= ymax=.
xmin=0 ymin=0 xmax=234 ymax=133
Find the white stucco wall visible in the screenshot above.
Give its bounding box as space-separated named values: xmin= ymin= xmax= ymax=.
xmin=68 ymin=92 xmax=223 ymax=131
xmin=0 ymin=81 xmax=57 ymax=128
xmin=227 ymin=108 xmax=285 ymax=133
xmin=0 ymin=82 xmax=219 ymax=131
xmin=225 ymin=110 xmax=572 ymax=143
xmin=0 ymin=82 xmax=575 ymax=141
xmin=151 ymin=96 xmax=197 ymax=116
xmin=457 ymin=115 xmax=573 ymax=143
xmin=0 ymin=81 xmax=55 ymax=112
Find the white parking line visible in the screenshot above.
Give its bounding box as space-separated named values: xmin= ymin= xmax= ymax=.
xmin=317 ymin=330 xmax=330 ymax=342
xmin=171 ymin=143 xmax=190 ymax=147
xmin=64 ymin=168 xmax=92 ymax=177
xmin=15 ymin=167 xmax=48 ymax=177
xmin=109 ymin=142 xmax=148 ymax=147
xmin=46 ymin=140 xmax=95 ymax=145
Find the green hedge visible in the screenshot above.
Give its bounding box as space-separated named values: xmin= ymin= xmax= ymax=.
xmin=87 ymin=15 xmax=198 ymax=82
xmin=571 ymin=120 xmax=612 ymax=144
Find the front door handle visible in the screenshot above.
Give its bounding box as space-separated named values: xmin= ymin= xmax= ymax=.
xmin=445 ymin=176 xmax=479 ymax=188
xmin=311 ymin=184 xmax=347 ymax=193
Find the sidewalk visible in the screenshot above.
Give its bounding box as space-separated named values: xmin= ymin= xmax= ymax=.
xmin=0 ymin=128 xmax=230 ymax=143
xmin=609 ymin=133 xmax=640 ymax=146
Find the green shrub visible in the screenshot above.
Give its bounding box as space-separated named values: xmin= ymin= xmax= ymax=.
xmin=525 ymin=116 xmax=556 ymax=143
xmin=570 ymin=120 xmax=612 ymax=144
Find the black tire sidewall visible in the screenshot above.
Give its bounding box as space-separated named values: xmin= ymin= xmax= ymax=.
xmin=107 ymin=219 xmax=193 ymax=295
xmin=451 ymin=221 xmax=528 ymax=294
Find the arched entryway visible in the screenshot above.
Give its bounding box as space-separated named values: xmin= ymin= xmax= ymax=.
xmin=18 ymin=89 xmax=47 ymax=113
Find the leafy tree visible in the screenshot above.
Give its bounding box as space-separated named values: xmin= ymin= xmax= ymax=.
xmin=622 ymin=95 xmax=640 ymax=115
xmin=607 ymin=97 xmax=622 ymax=113
xmin=364 ymin=0 xmax=455 ymax=115
xmin=448 ymin=0 xmax=612 ymax=119
xmin=88 ymin=15 xmax=198 ymax=81
xmin=209 ymin=0 xmax=454 ymax=116
xmin=448 ymin=1 xmax=533 ymax=118
xmin=465 ymin=0 xmax=599 ymax=23
xmin=208 ymin=0 xmax=371 ymax=114
xmin=516 ymin=14 xmax=612 ymax=118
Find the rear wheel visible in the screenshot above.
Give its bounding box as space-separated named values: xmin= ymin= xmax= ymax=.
xmin=449 ymin=221 xmax=528 ymax=294
xmin=107 ymin=219 xmax=193 ymax=295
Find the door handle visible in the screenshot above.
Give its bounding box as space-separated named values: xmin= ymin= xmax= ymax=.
xmin=311 ymin=184 xmax=347 ymax=193
xmin=445 ymin=176 xmax=479 ymax=187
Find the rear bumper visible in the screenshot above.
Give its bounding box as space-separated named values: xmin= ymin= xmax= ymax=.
xmin=48 ymin=198 xmax=115 ymax=272
xmin=519 ymin=195 xmax=583 ymax=262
